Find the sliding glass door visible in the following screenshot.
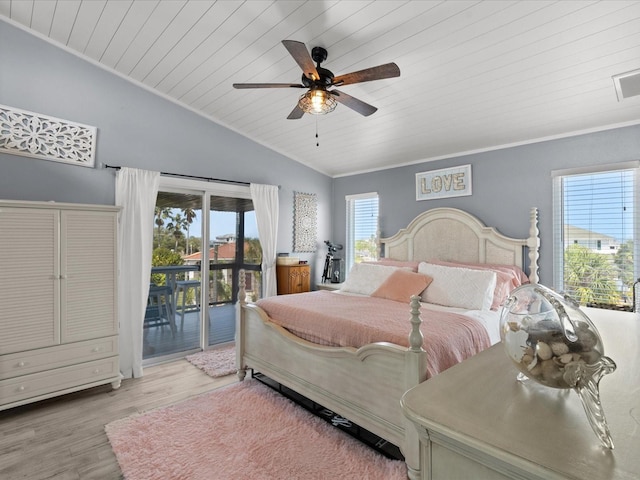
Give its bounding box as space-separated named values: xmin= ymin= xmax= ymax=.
xmin=207 ymin=196 xmax=261 ymax=347
xmin=143 ymin=179 xmax=261 ymax=363
xmin=144 ymin=191 xmax=202 ymax=360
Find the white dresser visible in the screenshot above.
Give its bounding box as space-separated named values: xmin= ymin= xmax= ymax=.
xmin=401 ymin=307 xmax=640 ymax=480
xmin=0 ymin=200 xmax=120 ymax=410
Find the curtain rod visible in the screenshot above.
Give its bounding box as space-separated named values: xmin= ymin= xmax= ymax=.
xmin=103 ymin=163 xmax=250 ymax=186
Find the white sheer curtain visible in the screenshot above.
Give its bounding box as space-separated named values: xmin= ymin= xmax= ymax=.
xmin=115 ymin=167 xmax=160 ymax=378
xmin=250 ymin=183 xmax=279 ymax=298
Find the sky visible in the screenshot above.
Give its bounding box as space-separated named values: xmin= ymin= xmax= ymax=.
xmin=184 ymin=210 xmax=259 ymax=242
xmin=563 ymin=170 xmax=634 ymax=242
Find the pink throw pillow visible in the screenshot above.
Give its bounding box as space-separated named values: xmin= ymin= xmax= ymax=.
xmin=371 ymin=269 xmax=433 ymax=303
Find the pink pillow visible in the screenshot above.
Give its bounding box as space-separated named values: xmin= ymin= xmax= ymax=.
xmin=365 ymin=258 xmax=421 ymax=272
xmin=371 ymin=269 xmax=433 ymax=303
xmin=483 ymin=263 xmax=529 ymax=286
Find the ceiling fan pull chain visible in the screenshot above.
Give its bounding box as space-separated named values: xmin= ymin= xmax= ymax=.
xmin=316 ymin=117 xmax=319 ymax=147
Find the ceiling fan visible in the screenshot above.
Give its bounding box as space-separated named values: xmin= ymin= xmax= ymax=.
xmin=233 ymin=40 xmax=400 ymax=119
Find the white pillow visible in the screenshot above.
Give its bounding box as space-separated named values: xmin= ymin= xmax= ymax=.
xmin=340 ymin=263 xmax=400 ymax=296
xmin=418 ymin=262 xmax=497 ymax=310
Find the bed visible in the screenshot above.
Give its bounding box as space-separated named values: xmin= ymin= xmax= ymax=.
xmin=236 ymin=207 xmax=540 ymax=480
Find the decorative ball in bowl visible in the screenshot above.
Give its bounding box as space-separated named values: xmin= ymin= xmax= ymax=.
xmin=499 ymin=283 xmax=616 ymax=448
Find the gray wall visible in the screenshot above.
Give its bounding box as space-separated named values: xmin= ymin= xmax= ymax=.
xmin=333 ymin=125 xmax=640 ymax=287
xmin=3 ymin=19 xmax=639 ymax=289
xmin=0 ymin=20 xmax=332 ymax=284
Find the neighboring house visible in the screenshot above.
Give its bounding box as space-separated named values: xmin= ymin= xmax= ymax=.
xmin=564 ymin=225 xmax=620 ymax=253
xmin=182 ymin=243 xmax=238 ymax=265
xmin=213 ymin=234 xmax=236 ymax=245
xmin=182 ymin=242 xmax=260 ymax=301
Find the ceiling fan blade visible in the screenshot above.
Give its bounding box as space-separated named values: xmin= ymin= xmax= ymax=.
xmin=282 ymin=40 xmax=319 ymax=81
xmin=233 ymin=83 xmax=305 ymax=89
xmin=332 ymin=63 xmax=400 ymax=87
xmin=331 ymin=89 xmax=377 ymax=116
xmin=287 ymin=104 xmax=305 ymax=120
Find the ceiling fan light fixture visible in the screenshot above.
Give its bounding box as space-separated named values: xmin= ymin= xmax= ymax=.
xmin=298 ymin=89 xmax=337 ymax=115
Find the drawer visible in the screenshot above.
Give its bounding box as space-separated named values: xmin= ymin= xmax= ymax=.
xmin=0 ymin=336 xmax=118 ymax=380
xmin=0 ymin=356 xmax=119 ymax=407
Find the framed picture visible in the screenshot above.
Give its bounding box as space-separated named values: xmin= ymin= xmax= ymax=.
xmin=293 ymin=191 xmax=317 ymax=252
xmin=416 ymin=164 xmax=472 ymax=201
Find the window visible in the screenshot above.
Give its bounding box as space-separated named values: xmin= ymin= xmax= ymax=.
xmin=346 ymin=192 xmax=379 ymax=272
xmin=553 ymin=163 xmax=640 ymax=309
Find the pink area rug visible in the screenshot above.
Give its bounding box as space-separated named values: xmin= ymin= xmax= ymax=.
xmin=106 ymin=379 xmax=407 ymax=480
xmin=185 ymin=345 xmax=236 ymax=378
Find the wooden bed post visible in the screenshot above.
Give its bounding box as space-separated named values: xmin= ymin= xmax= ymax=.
xmin=408 ymin=295 xmax=424 ymax=353
xmin=527 ymin=207 xmax=540 ymax=284
xmin=236 ymin=268 xmax=247 ymax=381
xmin=404 ymin=295 xmax=427 ymax=480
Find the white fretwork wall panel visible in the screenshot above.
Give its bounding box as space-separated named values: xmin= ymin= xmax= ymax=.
xmin=0 ymin=104 xmax=96 ymax=167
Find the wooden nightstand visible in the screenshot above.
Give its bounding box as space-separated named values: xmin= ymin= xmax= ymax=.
xmin=276 ymin=264 xmax=310 ymax=295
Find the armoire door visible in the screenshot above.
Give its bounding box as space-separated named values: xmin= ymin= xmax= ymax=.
xmin=0 ymin=207 xmax=60 ymax=354
xmin=60 ymin=210 xmax=118 ymax=344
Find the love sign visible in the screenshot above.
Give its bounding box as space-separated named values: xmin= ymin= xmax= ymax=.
xmin=415 ymin=164 xmax=472 ymax=201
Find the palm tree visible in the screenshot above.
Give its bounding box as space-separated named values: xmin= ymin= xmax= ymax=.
xmin=613 ymin=240 xmax=634 ymax=299
xmin=154 ymin=207 xmax=171 ymax=248
xmin=166 ymin=212 xmax=189 ymax=252
xmin=245 ymin=237 xmax=262 ymax=264
xmin=564 ymin=244 xmax=620 ymax=305
xmin=182 ymin=207 xmax=197 ymax=254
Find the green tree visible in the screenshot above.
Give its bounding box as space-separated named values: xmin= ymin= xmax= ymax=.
xmin=245 ymin=237 xmax=262 ymax=264
xmin=209 ymin=269 xmax=232 ymax=303
xmin=182 ymin=208 xmax=197 ymax=254
xmin=613 ymin=240 xmax=634 ymax=296
xmin=154 ymin=207 xmax=171 ymax=249
xmin=355 ymin=235 xmax=378 ymax=262
xmin=151 ymin=247 xmax=183 ymax=286
xmin=564 ymin=244 xmax=620 ymax=305
xmin=165 ymin=212 xmax=189 ymax=252
xmin=187 ymin=236 xmax=201 ymax=256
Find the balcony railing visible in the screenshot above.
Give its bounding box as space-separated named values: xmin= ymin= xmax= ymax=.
xmin=143 ymin=263 xmax=261 ymax=360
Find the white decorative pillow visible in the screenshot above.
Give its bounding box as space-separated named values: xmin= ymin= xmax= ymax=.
xmin=340 ymin=263 xmax=400 ymax=296
xmin=418 ymin=262 xmax=497 ymax=310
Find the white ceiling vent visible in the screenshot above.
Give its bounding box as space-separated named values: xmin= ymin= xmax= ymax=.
xmin=613 ymin=69 xmax=640 ymax=101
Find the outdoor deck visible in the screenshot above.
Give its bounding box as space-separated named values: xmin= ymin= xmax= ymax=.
xmin=143 ymin=303 xmax=236 ymax=361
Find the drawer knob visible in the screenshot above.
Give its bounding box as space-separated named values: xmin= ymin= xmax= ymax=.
xmin=93 ymin=369 xmax=101 ymax=375
xmin=92 ymin=347 xmax=102 ymax=353
xmin=17 ymin=361 xmax=26 ymax=367
xmin=17 ymin=385 xmax=25 ymax=392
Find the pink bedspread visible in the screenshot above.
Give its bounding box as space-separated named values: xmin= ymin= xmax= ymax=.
xmin=255 ymin=290 xmax=490 ymax=378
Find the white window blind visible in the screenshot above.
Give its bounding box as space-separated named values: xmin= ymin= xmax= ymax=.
xmin=346 ymin=193 xmax=379 ymax=272
xmin=553 ymin=165 xmax=639 ymax=309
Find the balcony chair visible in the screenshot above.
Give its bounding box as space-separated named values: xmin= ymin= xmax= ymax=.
xmin=175 ymin=280 xmax=201 ymax=331
xmin=145 ymin=285 xmax=176 ymax=337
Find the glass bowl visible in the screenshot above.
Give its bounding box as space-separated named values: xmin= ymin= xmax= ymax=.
xmin=500 ymin=284 xmax=605 ymax=388
xmin=499 ymin=283 xmax=616 ymax=448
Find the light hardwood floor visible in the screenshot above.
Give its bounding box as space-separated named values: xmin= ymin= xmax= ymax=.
xmin=0 ymin=360 xmax=236 ymax=480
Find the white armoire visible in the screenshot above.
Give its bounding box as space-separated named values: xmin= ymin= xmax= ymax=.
xmin=0 ymin=200 xmax=120 ymax=410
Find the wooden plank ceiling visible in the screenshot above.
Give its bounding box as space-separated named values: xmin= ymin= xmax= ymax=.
xmin=1 ymin=0 xmax=639 ymax=177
